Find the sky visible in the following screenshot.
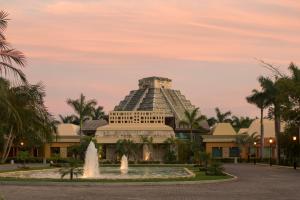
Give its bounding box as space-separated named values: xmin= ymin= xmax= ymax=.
xmin=1 ymin=0 xmax=300 ymax=118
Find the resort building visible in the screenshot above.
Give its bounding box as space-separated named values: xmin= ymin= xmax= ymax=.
xmin=203 ymin=123 xmax=247 ymax=159
xmin=114 ymin=76 xmax=210 ymax=137
xmin=95 ymin=111 xmax=175 ymax=161
xmin=44 ymin=124 xmax=80 ymax=159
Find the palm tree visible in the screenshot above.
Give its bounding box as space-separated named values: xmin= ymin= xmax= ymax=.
xmin=215 ymin=107 xmax=232 ymax=123
xmin=59 ymin=114 xmax=79 ymax=124
xmin=0 ymin=78 xmax=55 ymax=163
xmin=236 ymin=132 xmax=260 ymax=161
xmin=66 ymin=93 xmax=97 ymax=140
xmin=59 ymin=159 xmax=82 ymax=180
xmin=0 ymin=11 xmax=26 ymax=82
xmin=231 ymin=116 xmax=254 ymax=131
xmin=179 ymin=108 xmax=205 ymax=143
xmin=115 ymin=139 xmax=137 ymax=161
xmin=91 ymin=106 xmax=105 ymax=120
xmin=258 ymin=76 xmax=281 ymax=163
xmin=246 ymin=89 xmax=270 ymax=160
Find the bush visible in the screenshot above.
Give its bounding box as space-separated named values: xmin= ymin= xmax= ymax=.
xmin=206 ymin=161 xmax=224 ymax=176
xmin=6 ymin=157 xmax=44 ymax=163
xmin=99 ymin=160 xmax=113 ymax=164
xmin=137 ymin=160 xmax=161 ymax=164
xmin=164 ymin=150 xmax=177 ymax=164
xmin=212 ymin=158 xmax=236 ymax=163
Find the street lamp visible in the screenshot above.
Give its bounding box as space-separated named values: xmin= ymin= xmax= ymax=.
xmin=269 ymin=138 xmax=273 ymax=166
xmin=292 ymin=136 xmax=297 ymax=170
xmin=20 ymin=142 xmax=24 ymax=146
xmin=253 ymin=142 xmax=257 ymax=165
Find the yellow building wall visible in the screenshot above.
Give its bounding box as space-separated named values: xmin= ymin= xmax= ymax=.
xmin=44 ymin=142 xmax=78 ymax=158
xmin=206 ymin=142 xmax=247 ymax=159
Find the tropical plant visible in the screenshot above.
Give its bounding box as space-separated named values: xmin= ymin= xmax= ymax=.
xmin=66 ymin=93 xmax=97 ymax=140
xmin=207 ymin=117 xmax=218 ymax=127
xmin=91 ymin=106 xmax=105 ymax=120
xmin=59 ymin=159 xmax=82 ymax=180
xmin=0 ymin=11 xmax=26 ymax=82
xmin=206 ymin=161 xmax=224 ymax=176
xmin=0 ymin=78 xmax=55 ymax=163
xmin=59 ymin=114 xmax=79 ymax=124
xmin=115 ymin=139 xmax=137 ymax=161
xmin=163 ymin=137 xmax=177 ymax=153
xmin=231 ymin=116 xmax=254 ymax=131
xmin=214 ymin=107 xmax=232 ymax=123
xmin=179 ymin=108 xmax=205 ymax=143
xmin=236 ymin=132 xmax=260 ymax=161
xmin=199 ymin=151 xmax=210 ymax=170
xmin=163 ymin=137 xmax=177 ymax=163
xmin=246 ymin=90 xmax=269 ymax=160
xmin=68 ymin=136 xmax=97 ymax=160
xmin=258 ymin=76 xmax=282 ymax=163
xmin=17 ymin=151 xmax=29 ymax=168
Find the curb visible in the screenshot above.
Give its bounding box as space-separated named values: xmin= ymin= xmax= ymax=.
xmin=254 ymin=163 xmax=299 ymax=170
xmin=0 ymin=173 xmax=238 ymax=186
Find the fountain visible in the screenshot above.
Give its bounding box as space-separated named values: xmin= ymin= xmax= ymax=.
xmin=0 ymin=142 xmax=195 ymax=180
xmin=120 ymin=155 xmax=128 ymax=174
xmin=83 ymin=141 xmax=100 ymax=178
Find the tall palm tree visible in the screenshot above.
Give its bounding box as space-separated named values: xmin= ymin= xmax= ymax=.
xmin=258 ymin=76 xmax=281 ymax=163
xmin=231 ymin=116 xmax=254 ymax=131
xmin=66 ymin=93 xmax=97 ymax=140
xmin=215 ymin=107 xmax=232 ymax=123
xmin=0 ymin=78 xmax=55 ymax=163
xmin=236 ymin=132 xmax=260 ymax=161
xmin=246 ymin=89 xmax=270 ymax=160
xmin=91 ymin=106 xmax=105 ymax=120
xmin=0 ymin=11 xmax=26 ymax=82
xmin=59 ymin=114 xmax=79 ymax=124
xmin=179 ymin=108 xmax=205 ymax=143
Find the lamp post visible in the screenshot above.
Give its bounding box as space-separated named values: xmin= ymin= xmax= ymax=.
xmin=293 ymin=136 xmax=297 ymax=170
xmin=269 ymin=138 xmax=273 ymax=166
xmin=253 ymin=142 xmax=257 ymax=165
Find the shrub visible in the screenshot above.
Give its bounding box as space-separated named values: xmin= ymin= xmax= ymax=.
xmin=163 ymin=150 xmax=177 ymax=164
xmin=137 ymin=160 xmax=161 ymax=164
xmin=206 ymin=161 xmax=224 ymax=176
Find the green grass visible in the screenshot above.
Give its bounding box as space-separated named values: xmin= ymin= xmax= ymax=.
xmin=0 ymin=165 xmax=232 ymax=183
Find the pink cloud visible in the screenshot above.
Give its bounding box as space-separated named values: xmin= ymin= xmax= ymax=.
xmin=2 ymin=0 xmax=300 ymax=118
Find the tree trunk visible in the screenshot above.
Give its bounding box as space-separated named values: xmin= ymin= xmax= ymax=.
xmin=274 ymin=105 xmax=281 ymax=164
xmin=70 ymin=169 xmax=73 ymax=180
xmin=79 ymin=119 xmax=83 ymax=143
xmin=1 ymin=128 xmax=14 ymax=163
xmin=260 ymin=108 xmax=264 ymax=160
xmin=190 ymin=128 xmax=193 ymax=143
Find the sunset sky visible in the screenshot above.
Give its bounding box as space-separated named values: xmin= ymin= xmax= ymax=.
xmin=2 ymin=0 xmax=300 ymax=118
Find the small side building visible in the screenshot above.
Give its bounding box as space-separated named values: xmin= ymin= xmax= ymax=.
xmin=203 ymin=123 xmax=247 ymax=159
xmin=44 ymin=124 xmax=80 ymax=158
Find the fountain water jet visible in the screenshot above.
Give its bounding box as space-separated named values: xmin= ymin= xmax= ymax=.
xmin=120 ymin=155 xmax=128 ymax=174
xmin=83 ymin=141 xmax=100 ymax=178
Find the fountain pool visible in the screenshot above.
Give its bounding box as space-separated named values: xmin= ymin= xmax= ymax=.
xmin=0 ymin=167 xmax=194 ymax=180
xmin=0 ymin=141 xmax=194 ymax=180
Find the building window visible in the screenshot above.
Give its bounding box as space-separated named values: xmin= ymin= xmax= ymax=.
xmin=50 ymin=147 xmax=60 ymax=157
xmin=229 ymin=147 xmax=240 ymax=157
xmin=212 ymin=147 xmax=222 ymax=158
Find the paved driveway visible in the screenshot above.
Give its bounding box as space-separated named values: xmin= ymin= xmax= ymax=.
xmin=0 ymin=164 xmax=300 ymax=200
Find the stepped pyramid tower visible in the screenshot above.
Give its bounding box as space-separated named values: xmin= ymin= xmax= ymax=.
xmin=114 ymin=77 xmax=208 ymax=130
